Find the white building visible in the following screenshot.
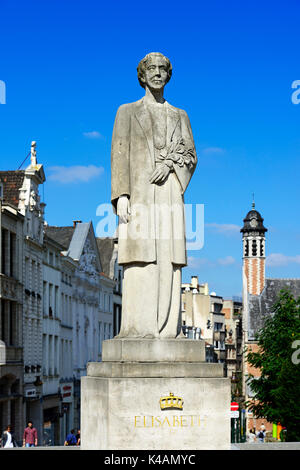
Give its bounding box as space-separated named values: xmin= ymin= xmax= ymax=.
xmin=42 ymin=233 xmax=77 ymax=445
xmin=96 ymin=238 xmax=123 ymax=339
xmin=1 ymin=142 xmax=118 ymax=444
xmin=181 ymin=276 xmax=226 ymax=362
xmin=45 ymin=221 xmax=115 ymax=431
xmin=0 ymin=181 xmax=24 ymax=442
xmin=18 ymin=143 xmax=46 ymax=441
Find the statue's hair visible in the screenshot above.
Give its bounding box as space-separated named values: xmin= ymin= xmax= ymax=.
xmin=137 ymin=52 xmax=172 ymax=89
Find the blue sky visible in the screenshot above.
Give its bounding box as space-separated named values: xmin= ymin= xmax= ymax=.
xmin=1 ymin=0 xmax=300 ymax=297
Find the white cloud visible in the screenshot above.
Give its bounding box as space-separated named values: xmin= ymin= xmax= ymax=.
xmin=47 ymin=165 xmax=104 ymax=184
xmin=187 ymin=255 xmax=236 ymax=269
xmin=205 ymin=223 xmax=240 ymax=236
xmin=187 ymin=257 xmax=212 ymax=269
xmin=83 ymin=131 xmax=103 ymax=139
xmin=201 ymin=147 xmax=225 ymax=155
xmin=217 ymin=256 xmax=236 ymax=266
xmin=266 ymin=253 xmax=300 ymax=267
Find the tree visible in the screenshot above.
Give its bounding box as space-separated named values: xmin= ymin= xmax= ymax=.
xmin=246 ymin=289 xmax=300 ymax=441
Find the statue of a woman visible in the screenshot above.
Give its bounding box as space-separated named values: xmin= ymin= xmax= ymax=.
xmin=111 ymin=52 xmax=197 ymax=338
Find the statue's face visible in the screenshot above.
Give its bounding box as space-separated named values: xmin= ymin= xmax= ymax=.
xmin=142 ymin=55 xmax=169 ymax=91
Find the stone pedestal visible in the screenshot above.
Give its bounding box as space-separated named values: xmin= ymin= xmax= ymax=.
xmin=81 ymin=339 xmax=231 ymax=450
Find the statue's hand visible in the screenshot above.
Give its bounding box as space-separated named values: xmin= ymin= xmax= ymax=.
xmin=149 ymin=164 xmax=170 ymax=185
xmin=117 ymin=195 xmax=131 ymax=224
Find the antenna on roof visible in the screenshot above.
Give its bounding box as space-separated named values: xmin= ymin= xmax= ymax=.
xmin=17 ymin=141 xmax=37 ymax=170
xmin=17 ymin=151 xmax=31 ymax=170
xmin=252 ymin=192 xmax=255 ymax=209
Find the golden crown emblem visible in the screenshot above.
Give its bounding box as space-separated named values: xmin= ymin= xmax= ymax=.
xmin=160 ymin=392 xmax=183 ymax=411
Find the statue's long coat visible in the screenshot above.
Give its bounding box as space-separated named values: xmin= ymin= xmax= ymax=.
xmin=111 ymin=98 xmax=197 ymax=266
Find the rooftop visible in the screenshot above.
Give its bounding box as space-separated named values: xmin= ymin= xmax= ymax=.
xmin=248 ymin=277 xmax=300 ymax=339
xmin=0 ymin=170 xmax=25 ymax=208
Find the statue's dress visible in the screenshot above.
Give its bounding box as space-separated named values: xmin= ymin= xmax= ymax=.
xmin=111 ymin=97 xmax=197 ymax=338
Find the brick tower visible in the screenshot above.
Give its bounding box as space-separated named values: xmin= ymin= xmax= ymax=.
xmin=241 ymin=202 xmax=268 ymax=296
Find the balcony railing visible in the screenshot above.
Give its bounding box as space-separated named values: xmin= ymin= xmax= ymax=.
xmin=0 ymin=275 xmax=22 ymax=302
xmin=213 ymin=331 xmax=226 ymax=342
xmin=5 ymin=346 xmax=23 ymax=363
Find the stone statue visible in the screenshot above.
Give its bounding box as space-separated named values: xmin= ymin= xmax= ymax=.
xmin=29 ymin=190 xmax=37 ymax=211
xmin=31 ymin=141 xmax=37 ymax=166
xmin=111 ymin=52 xmax=197 ymax=338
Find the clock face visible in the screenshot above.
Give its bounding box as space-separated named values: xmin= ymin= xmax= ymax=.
xmin=250 ymin=218 xmax=258 ymax=228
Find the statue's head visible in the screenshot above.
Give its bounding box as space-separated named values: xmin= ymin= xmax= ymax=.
xmin=137 ymin=52 xmax=172 ymax=90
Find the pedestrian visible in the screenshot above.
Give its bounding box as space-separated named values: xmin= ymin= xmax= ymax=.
xmin=76 ymin=429 xmax=80 ymax=446
xmin=257 ymin=426 xmax=266 ymax=443
xmin=1 ymin=425 xmax=18 ymax=448
xmin=64 ymin=429 xmax=77 ymax=446
xmin=247 ymin=428 xmax=256 ymax=443
xmin=23 ymin=420 xmax=38 ymax=447
xmin=280 ymin=427 xmax=287 ymax=442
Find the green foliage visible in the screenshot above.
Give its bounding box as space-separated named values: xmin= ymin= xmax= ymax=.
xmin=246 ymin=289 xmax=300 ymax=441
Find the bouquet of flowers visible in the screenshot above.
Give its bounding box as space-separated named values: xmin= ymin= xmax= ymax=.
xmin=156 ymin=138 xmax=196 ymax=171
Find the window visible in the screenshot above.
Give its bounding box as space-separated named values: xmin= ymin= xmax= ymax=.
xmin=245 ymin=239 xmax=249 ymax=257
xmin=31 ymin=260 xmax=36 ymax=291
xmin=9 ymin=302 xmax=14 ymax=346
xmin=1 ymin=229 xmax=8 ymax=275
xmin=10 ymin=233 xmax=16 ymax=278
xmin=260 ymin=240 xmax=264 ymax=257
xmin=49 ymin=284 xmax=53 ymax=317
xmin=55 ymin=286 xmax=59 ymax=318
xmin=99 ymin=322 xmax=103 ymax=353
xmin=43 ymin=334 xmax=47 ymax=375
xmin=118 ymin=269 xmax=122 ymax=293
xmin=54 ymin=336 xmax=58 ymax=375
xmin=252 ymin=239 xmax=257 ymax=256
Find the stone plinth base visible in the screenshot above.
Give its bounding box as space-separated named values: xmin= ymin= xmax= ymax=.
xmin=102 ymin=337 xmax=205 ymax=362
xmin=81 ymin=339 xmax=231 ymax=450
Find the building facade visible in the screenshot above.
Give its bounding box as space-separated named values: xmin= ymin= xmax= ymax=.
xmin=0 ymin=144 xmax=120 ymax=445
xmin=241 ymin=203 xmax=300 ymax=434
xmin=181 ymin=276 xmax=226 ymax=363
xmin=222 ymin=299 xmax=243 ymax=399
xmin=45 ymin=222 xmax=115 ymax=434
xmin=19 ymin=145 xmax=46 ymax=441
xmin=96 ymin=237 xmax=123 ymax=339
xmin=0 ymin=191 xmax=24 ymax=442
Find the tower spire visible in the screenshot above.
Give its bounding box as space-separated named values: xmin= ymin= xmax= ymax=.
xmin=241 ymin=204 xmax=267 ymax=296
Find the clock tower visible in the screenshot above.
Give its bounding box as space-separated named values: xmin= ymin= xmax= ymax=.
xmin=241 ymin=202 xmax=268 ymax=296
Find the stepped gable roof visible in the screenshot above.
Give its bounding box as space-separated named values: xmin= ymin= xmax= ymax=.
xmin=96 ymin=237 xmax=115 ymax=278
xmin=248 ymin=278 xmax=300 ymax=339
xmin=44 ymin=225 xmax=75 ymax=250
xmin=0 ymin=170 xmax=25 ymax=207
xmin=45 ymin=222 xmax=103 ymax=273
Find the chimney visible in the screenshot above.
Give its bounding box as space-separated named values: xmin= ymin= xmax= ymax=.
xmin=73 ymin=220 xmax=82 ymax=228
xmin=191 ymin=276 xmax=198 ymax=290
